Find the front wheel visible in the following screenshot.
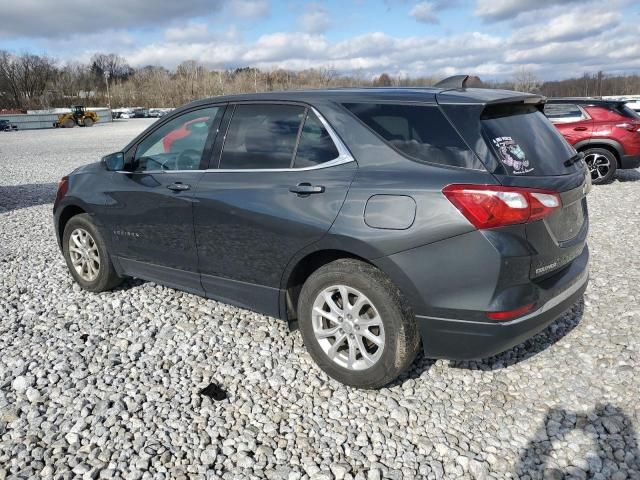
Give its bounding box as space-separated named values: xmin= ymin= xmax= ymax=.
xmin=583 ymin=148 xmax=617 ymax=184
xmin=62 ymin=213 xmax=122 ymax=292
xmin=298 ymin=259 xmax=420 ymax=388
xmin=83 ymin=117 xmax=94 ymax=127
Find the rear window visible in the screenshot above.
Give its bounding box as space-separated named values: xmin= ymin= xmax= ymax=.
xmin=343 ymin=103 xmax=477 ymax=168
xmin=481 ymin=104 xmax=577 ymax=176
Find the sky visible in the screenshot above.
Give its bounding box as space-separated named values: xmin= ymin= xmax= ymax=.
xmin=1 ymin=0 xmax=639 ymax=80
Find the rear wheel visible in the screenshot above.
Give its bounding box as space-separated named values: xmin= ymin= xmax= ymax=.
xmin=83 ymin=117 xmax=94 ymax=127
xmin=63 ymin=118 xmax=76 ymax=128
xmin=62 ymin=214 xmax=122 ymax=292
xmin=583 ymin=148 xmax=617 ymax=184
xmin=298 ymin=259 xmax=420 ymax=388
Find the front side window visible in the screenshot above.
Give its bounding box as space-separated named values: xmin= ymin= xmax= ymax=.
xmin=343 ymin=103 xmax=476 ymax=168
xmin=220 ymin=104 xmax=305 ymax=169
xmin=293 ymin=111 xmax=340 ymax=168
xmin=134 ymin=107 xmax=219 ymax=172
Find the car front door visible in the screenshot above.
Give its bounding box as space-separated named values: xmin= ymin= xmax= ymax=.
xmin=544 ymin=103 xmax=593 ymax=146
xmin=102 ymin=105 xmax=224 ymax=294
xmin=192 ymin=103 xmax=356 ymax=316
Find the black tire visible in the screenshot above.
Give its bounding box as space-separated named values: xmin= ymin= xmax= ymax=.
xmin=298 ymin=259 xmax=420 ymax=388
xmin=83 ymin=117 xmax=94 ymax=127
xmin=62 ymin=213 xmax=123 ymax=292
xmin=583 ymin=147 xmax=617 ymax=184
xmin=63 ymin=118 xmax=76 ymax=128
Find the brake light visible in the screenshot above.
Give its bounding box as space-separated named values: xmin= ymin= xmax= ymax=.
xmin=55 ymin=176 xmax=69 ymax=206
xmin=442 ymin=184 xmax=561 ymax=229
xmin=486 ymin=303 xmax=535 ymax=321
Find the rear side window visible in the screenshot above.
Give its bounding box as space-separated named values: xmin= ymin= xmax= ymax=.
xmin=482 ymin=104 xmax=577 ymax=176
xmin=220 ymin=104 xmax=305 ymax=169
xmin=343 ymin=103 xmax=476 ymax=168
xmin=613 ymin=104 xmax=640 ymax=119
xmin=543 ymin=103 xmax=585 ymax=123
xmin=294 ymin=111 xmax=339 ymax=168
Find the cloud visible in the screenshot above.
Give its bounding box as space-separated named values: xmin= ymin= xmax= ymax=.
xmin=299 ymin=4 xmax=332 ymax=34
xmin=475 ymin=0 xmax=581 ymax=22
xmin=410 ymin=2 xmax=439 ymax=23
xmin=0 ymin=0 xmax=223 ymax=38
xmin=229 ymin=0 xmax=270 ymax=19
xmin=512 ymin=9 xmax=620 ymax=44
xmin=165 ymin=23 xmax=212 ymax=43
xmin=3 ymin=0 xmax=639 ymax=81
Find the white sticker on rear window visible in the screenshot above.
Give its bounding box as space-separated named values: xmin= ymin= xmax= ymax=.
xmin=492 ymin=136 xmax=534 ymax=175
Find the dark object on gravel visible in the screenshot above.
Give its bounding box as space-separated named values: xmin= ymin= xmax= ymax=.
xmin=200 ymin=383 xmax=227 ymax=401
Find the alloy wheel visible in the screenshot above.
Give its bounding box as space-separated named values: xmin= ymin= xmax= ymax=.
xmin=311 ymin=285 xmax=385 ymax=371
xmin=68 ymin=228 xmax=100 ymax=282
xmin=584 ymin=152 xmax=611 ymax=181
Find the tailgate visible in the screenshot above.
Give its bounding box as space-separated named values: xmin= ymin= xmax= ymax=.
xmin=444 ymin=99 xmax=592 ymax=279
xmin=525 ymin=172 xmax=590 ymax=278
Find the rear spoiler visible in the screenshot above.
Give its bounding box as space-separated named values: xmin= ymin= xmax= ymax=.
xmin=434 ymin=75 xmax=545 ymax=106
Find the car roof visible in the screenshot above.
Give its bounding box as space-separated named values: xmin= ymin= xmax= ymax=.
xmin=546 ymin=97 xmax=626 ymax=107
xmin=184 ymin=87 xmax=542 ymax=109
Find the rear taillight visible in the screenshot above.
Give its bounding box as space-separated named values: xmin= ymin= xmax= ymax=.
xmin=442 ymin=184 xmax=561 ymax=229
xmin=55 ymin=176 xmax=69 ymax=205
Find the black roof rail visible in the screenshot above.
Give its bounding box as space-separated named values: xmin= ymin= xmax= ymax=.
xmin=434 ymin=75 xmax=469 ymax=89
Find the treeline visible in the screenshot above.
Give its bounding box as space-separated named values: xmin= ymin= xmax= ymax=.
xmin=1 ymin=50 xmax=639 ymax=110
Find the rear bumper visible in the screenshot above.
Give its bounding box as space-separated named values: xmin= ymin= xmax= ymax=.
xmin=415 ymin=247 xmax=589 ymax=360
xmin=620 ymin=154 xmax=640 ymax=169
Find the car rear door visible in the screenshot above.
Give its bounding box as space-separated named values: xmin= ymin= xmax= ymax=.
xmin=192 ymin=103 xmax=356 ymax=316
xmin=101 ymin=105 xmax=224 ymax=294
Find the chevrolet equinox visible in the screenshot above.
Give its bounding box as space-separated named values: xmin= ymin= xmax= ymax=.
xmin=54 ymin=76 xmax=590 ymax=388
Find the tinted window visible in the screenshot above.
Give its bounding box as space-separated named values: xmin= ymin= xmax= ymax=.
xmin=543 ymin=103 xmax=584 ymax=122
xmin=220 ymin=104 xmax=305 ymax=169
xmin=614 ymin=104 xmax=640 ymax=119
xmin=482 ymin=104 xmax=577 ymax=176
xmin=343 ymin=103 xmax=475 ymax=168
xmin=294 ymin=111 xmax=339 ymax=168
xmin=134 ymin=107 xmax=219 ymax=171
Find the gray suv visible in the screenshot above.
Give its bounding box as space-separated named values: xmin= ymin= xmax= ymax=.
xmin=53 ymin=77 xmax=590 ymax=388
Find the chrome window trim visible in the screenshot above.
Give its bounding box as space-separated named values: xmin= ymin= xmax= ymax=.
xmin=118 ymin=106 xmax=355 ymax=174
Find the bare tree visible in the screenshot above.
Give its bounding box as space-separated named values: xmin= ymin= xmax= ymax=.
xmin=513 ymin=67 xmax=540 ymax=93
xmin=373 ymin=73 xmax=393 ymax=86
xmin=90 ymin=53 xmax=132 ymax=81
xmin=0 ymin=50 xmax=56 ymax=108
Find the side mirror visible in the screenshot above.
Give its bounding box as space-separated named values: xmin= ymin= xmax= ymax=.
xmin=102 ymin=152 xmax=125 ymax=171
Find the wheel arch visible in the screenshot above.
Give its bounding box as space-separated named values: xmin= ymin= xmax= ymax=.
xmin=282 ymin=248 xmax=373 ymax=323
xmin=57 ymin=204 xmax=87 ymax=248
xmin=575 ymin=139 xmax=623 ymax=166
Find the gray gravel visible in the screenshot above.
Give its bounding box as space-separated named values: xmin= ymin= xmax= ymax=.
xmin=1 ymin=121 xmax=639 ymax=479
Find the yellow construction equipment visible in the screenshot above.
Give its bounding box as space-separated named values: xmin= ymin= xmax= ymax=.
xmin=54 ymin=106 xmax=99 ymax=128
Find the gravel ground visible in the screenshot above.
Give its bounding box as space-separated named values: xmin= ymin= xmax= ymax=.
xmin=1 ymin=121 xmax=639 ymax=479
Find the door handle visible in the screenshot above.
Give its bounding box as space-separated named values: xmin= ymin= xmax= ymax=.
xmin=289 ymin=183 xmax=325 ymax=195
xmin=167 ymin=182 xmax=190 ymax=191
xmin=573 ymin=126 xmax=588 ymax=131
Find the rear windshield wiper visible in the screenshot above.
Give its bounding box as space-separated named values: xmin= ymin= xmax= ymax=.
xmin=564 ymin=152 xmax=584 ymax=167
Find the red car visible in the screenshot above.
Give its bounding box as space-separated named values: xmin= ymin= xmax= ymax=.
xmin=544 ymin=98 xmax=640 ymax=184
xmin=162 ymin=116 xmax=211 ymax=152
